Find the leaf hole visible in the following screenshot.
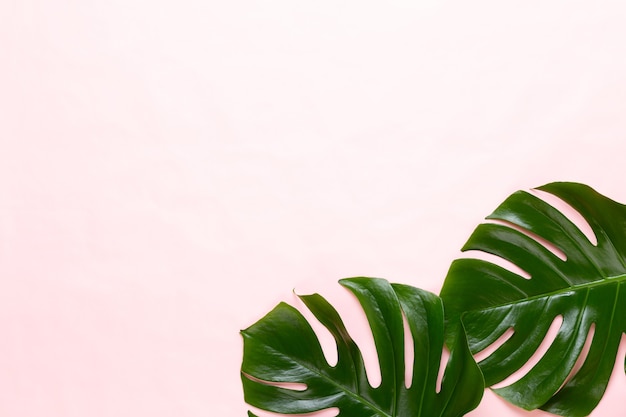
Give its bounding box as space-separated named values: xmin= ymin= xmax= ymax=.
xmin=345 ymin=300 xmax=382 ymax=388
xmin=473 ymin=327 xmax=514 ymax=363
xmin=560 ymin=322 xmax=595 ymax=389
xmin=531 ymin=188 xmax=598 ymax=246
xmin=460 ymin=250 xmax=532 ymax=279
xmin=619 ymin=333 xmax=626 ymax=381
xmin=485 ymin=218 xmax=567 ymax=261
xmin=292 ymin=291 xmax=339 ymax=367
xmin=242 ymin=372 xmax=308 ymax=391
xmin=402 ymin=311 xmax=414 ymax=389
xmin=302 ymin=287 xmax=382 ymax=388
xmin=436 ymin=345 xmax=450 ymax=394
xmin=492 ymin=314 xmax=563 ymax=389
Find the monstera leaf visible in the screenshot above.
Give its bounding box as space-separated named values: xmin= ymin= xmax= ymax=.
xmin=440 ymin=182 xmax=626 ymax=417
xmin=241 ymin=277 xmax=483 ymax=417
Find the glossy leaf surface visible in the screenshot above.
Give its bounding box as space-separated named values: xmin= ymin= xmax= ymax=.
xmin=440 ymin=182 xmax=626 ymax=417
xmin=241 ymin=277 xmax=483 ymax=417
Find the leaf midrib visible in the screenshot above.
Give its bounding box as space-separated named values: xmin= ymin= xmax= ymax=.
xmin=481 ymin=273 xmax=626 ymax=310
xmin=247 ymin=336 xmax=394 ymax=417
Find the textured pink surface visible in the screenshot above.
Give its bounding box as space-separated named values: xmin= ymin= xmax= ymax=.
xmin=1 ymin=1 xmax=626 ymax=416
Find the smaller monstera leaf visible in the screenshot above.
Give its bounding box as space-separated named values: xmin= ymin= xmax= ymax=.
xmin=440 ymin=182 xmax=626 ymax=417
xmin=241 ymin=277 xmax=483 ymax=417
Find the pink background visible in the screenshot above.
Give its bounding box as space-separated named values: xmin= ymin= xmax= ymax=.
xmin=1 ymin=1 xmax=626 ymax=416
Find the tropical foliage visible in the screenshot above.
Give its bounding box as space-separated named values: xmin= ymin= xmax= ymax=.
xmin=440 ymin=182 xmax=626 ymax=416
xmin=241 ymin=278 xmax=483 ymax=417
xmin=241 ymin=182 xmax=626 ymax=417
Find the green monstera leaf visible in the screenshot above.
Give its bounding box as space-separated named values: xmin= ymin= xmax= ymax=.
xmin=241 ymin=277 xmax=483 ymax=417
xmin=440 ymin=182 xmax=626 ymax=417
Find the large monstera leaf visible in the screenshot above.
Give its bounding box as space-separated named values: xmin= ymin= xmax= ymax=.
xmin=241 ymin=277 xmax=483 ymax=417
xmin=440 ymin=182 xmax=626 ymax=417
